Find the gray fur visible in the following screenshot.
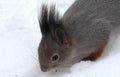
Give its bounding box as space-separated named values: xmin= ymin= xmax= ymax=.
xmin=62 ymin=0 xmax=120 ymax=59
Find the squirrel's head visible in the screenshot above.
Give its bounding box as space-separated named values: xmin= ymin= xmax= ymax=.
xmin=38 ymin=5 xmax=72 ymax=72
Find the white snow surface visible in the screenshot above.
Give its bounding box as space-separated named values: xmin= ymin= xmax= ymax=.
xmin=0 ymin=0 xmax=120 ymax=77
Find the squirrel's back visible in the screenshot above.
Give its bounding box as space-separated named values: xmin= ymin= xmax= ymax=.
xmin=62 ymin=0 xmax=120 ymax=55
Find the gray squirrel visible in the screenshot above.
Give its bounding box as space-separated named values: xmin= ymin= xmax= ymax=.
xmin=38 ymin=0 xmax=120 ymax=72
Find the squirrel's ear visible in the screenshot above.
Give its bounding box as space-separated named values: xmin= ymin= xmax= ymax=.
xmin=55 ymin=28 xmax=69 ymax=45
xmin=39 ymin=5 xmax=50 ymax=35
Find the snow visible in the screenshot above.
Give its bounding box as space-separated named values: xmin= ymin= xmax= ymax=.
xmin=0 ymin=0 xmax=120 ymax=77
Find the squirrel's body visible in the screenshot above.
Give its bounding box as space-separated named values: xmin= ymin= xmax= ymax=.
xmin=38 ymin=0 xmax=120 ymax=72
xmin=62 ymin=0 xmax=120 ymax=61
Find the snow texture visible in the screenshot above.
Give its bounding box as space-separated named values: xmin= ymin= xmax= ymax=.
xmin=0 ymin=0 xmax=120 ymax=77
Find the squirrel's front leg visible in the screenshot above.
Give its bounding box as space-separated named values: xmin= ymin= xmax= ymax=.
xmin=82 ymin=43 xmax=107 ymax=61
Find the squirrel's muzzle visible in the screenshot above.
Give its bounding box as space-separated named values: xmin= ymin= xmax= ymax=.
xmin=41 ymin=66 xmax=49 ymax=72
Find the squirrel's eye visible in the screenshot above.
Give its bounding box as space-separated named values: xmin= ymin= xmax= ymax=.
xmin=51 ymin=53 xmax=59 ymax=63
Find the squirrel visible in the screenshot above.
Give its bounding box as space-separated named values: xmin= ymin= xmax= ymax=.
xmin=38 ymin=0 xmax=120 ymax=72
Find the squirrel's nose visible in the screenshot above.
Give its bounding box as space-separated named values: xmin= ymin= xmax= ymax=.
xmin=41 ymin=67 xmax=49 ymax=72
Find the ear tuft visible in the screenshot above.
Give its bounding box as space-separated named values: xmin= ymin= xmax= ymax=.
xmin=48 ymin=5 xmax=62 ymax=36
xmin=39 ymin=4 xmax=62 ymax=36
xmin=39 ymin=4 xmax=50 ymax=35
